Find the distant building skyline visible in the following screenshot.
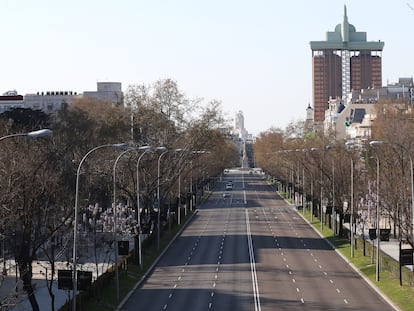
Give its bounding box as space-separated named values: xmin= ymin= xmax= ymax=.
xmin=0 ymin=82 xmax=122 ymax=115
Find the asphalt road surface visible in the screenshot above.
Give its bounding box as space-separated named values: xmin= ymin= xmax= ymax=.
xmin=120 ymin=168 xmax=395 ymax=311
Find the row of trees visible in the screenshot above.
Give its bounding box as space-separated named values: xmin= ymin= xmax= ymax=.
xmin=254 ymin=100 xmax=414 ymax=247
xmin=0 ymin=79 xmax=239 ymax=310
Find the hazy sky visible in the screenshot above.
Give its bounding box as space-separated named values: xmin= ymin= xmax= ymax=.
xmin=1 ymin=1 xmax=413 ymax=135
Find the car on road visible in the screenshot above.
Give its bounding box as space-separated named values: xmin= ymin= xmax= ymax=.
xmin=225 ymin=183 xmax=233 ymax=190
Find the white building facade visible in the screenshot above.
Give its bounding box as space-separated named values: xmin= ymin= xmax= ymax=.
xmin=0 ymin=82 xmax=123 ymax=115
xmin=233 ymin=110 xmax=247 ymax=140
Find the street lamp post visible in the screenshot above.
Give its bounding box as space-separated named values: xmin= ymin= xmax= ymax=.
xmin=113 ymin=147 xmax=138 ymax=300
xmin=310 ymin=171 xmax=314 ymax=221
xmin=302 ymin=167 xmax=305 ymax=214
xmin=367 ymin=144 xmax=381 ymax=282
xmin=333 ymin=160 xmax=336 ymax=236
xmin=136 ymin=146 xmax=152 ymax=269
xmin=325 ymin=146 xmax=336 ymax=237
xmin=311 ymin=148 xmax=324 ymax=231
xmin=375 ymin=153 xmax=380 ymax=282
xmin=178 ymin=167 xmax=181 ymax=224
xmin=0 ymin=129 xmax=52 ymax=276
xmin=72 ymin=143 xmax=126 ymax=311
xmin=157 ymin=147 xmax=168 ymax=250
xmin=320 ymin=156 xmax=323 ymax=231
xmin=303 ymin=149 xmax=315 ymax=221
xmin=350 ymin=157 xmax=354 ymax=257
xmin=0 ymin=128 xmax=52 ymax=142
xmin=189 ymin=161 xmax=193 ymax=211
xmin=345 ymin=141 xmax=356 ymax=258
xmin=174 ymin=149 xmax=185 ymax=226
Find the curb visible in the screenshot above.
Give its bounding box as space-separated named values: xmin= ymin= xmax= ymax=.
xmin=116 ymin=183 xmax=217 ymax=310
xmin=116 ymin=209 xmax=199 ymax=311
xmin=296 ymin=209 xmax=401 ymax=311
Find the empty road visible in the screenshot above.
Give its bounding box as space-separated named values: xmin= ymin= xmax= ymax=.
xmin=120 ymin=168 xmax=395 ymax=311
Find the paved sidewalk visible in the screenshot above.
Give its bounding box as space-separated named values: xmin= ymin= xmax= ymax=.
xmin=0 ymin=260 xmax=69 ymax=311
xmin=361 ymin=232 xmax=413 ymax=272
xmin=341 ymin=221 xmax=413 ymax=272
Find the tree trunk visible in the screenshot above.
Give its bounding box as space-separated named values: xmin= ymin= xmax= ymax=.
xmin=48 ymin=251 xmax=56 ymax=311
xmin=339 ymin=213 xmax=344 ymax=237
xmin=47 ymin=276 xmax=55 ymax=311
xmin=18 ymin=261 xmax=39 ymax=311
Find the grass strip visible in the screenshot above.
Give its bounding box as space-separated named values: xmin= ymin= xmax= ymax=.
xmin=300 ymin=208 xmax=414 ymax=311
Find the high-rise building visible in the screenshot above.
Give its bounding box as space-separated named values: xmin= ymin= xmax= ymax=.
xmin=234 ymin=110 xmax=244 ymax=132
xmin=233 ymin=110 xmax=246 ymax=140
xmin=310 ymin=6 xmax=384 ymax=124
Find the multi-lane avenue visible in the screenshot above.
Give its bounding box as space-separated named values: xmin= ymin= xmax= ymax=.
xmin=119 ymin=168 xmax=395 ymax=311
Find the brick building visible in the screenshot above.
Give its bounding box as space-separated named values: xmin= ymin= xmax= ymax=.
xmin=310 ymin=6 xmax=384 ymax=127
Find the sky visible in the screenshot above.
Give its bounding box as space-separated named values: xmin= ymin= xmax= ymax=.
xmin=1 ymin=0 xmax=413 ymax=135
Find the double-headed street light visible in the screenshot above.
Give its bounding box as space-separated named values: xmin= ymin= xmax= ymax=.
xmin=157 ymin=147 xmax=168 ymax=250
xmin=72 ymin=143 xmax=127 ymax=311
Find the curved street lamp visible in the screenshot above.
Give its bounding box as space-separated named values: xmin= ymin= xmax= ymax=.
xmin=72 ymin=143 xmax=127 ymax=311
xmin=0 ymin=128 xmax=53 ymax=142
xmin=157 ymin=147 xmax=168 ymax=250
xmin=0 ymin=128 xmax=53 ymax=276
xmin=174 ymin=148 xmax=186 ymax=226
xmin=112 ymin=147 xmax=138 ymax=300
xmin=136 ymin=146 xmax=152 ymax=268
xmin=345 ymin=141 xmax=356 ymax=258
xmin=373 ymin=152 xmax=380 ymax=282
xmin=112 ymin=145 xmax=153 ymax=296
xmin=369 ymin=142 xmax=381 ymax=282
xmin=311 ymin=147 xmax=324 ymax=231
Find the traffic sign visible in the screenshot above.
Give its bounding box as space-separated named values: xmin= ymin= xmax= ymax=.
xmin=368 ymin=228 xmax=376 ymax=240
xmin=380 ymin=229 xmax=391 ymax=241
xmin=77 ymin=271 xmax=92 ymax=291
xmin=118 ymin=240 xmax=129 ymax=256
xmin=400 ymin=248 xmax=414 ymax=266
xmin=58 ymin=270 xmax=73 ymax=290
